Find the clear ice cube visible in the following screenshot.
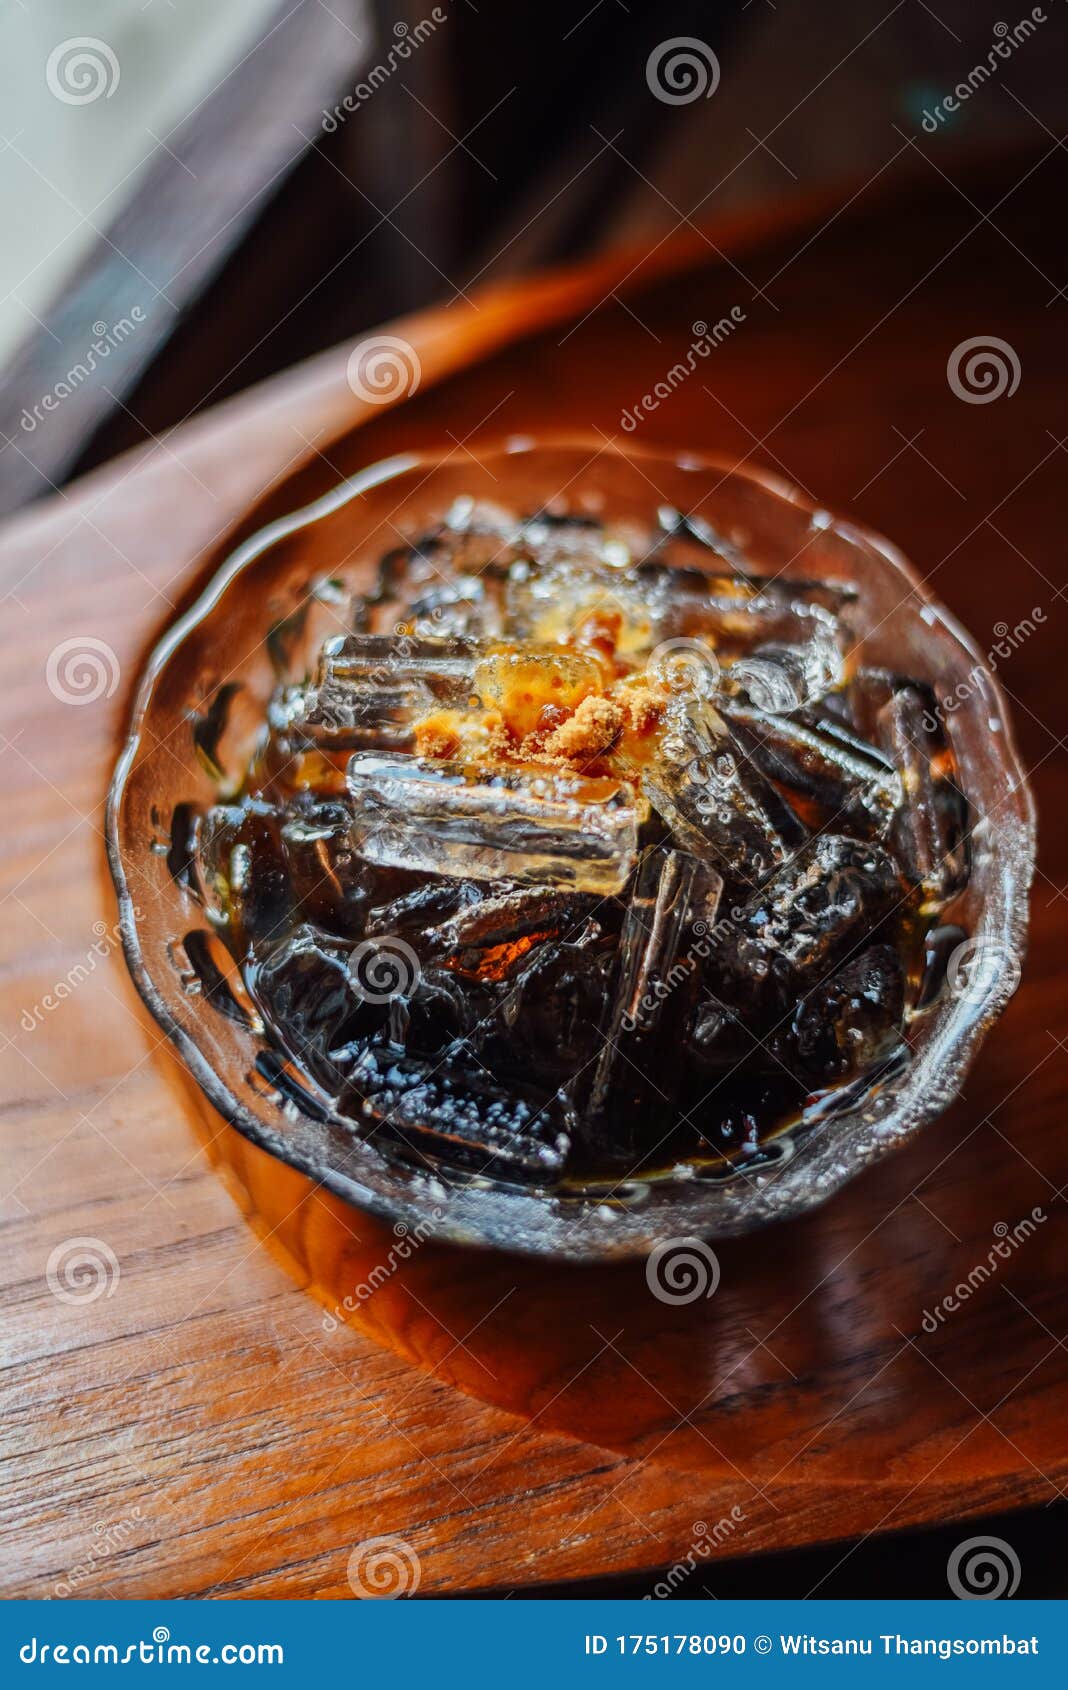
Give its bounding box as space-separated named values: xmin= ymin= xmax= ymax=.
xmin=587 ymin=847 xmax=722 ymax=1156
xmin=271 ymin=632 xmax=482 ymax=750
xmin=277 ymin=634 xmax=606 ymax=752
xmin=347 ymin=753 xmax=643 ymax=893
xmin=349 ymin=1046 xmax=570 ymax=1181
xmin=507 ymin=553 xmax=850 ymax=670
xmin=633 ymin=694 xmax=807 ymax=884
xmin=725 ymin=704 xmax=902 ymax=836
xmin=876 ymin=685 xmax=969 ymax=907
xmin=471 ymin=646 xmax=605 ymax=739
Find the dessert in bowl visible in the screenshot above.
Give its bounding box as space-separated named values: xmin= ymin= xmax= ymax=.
xmin=107 ymin=440 xmax=1035 ymax=1258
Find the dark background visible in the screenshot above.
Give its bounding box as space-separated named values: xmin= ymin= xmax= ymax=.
xmin=3 ymin=0 xmax=1066 ymax=515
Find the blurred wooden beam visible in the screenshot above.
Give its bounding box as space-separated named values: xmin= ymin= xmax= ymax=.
xmin=0 ymin=0 xmax=372 ymax=517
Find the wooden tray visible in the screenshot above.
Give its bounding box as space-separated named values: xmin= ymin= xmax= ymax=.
xmin=2 ymin=153 xmax=1065 ymax=1598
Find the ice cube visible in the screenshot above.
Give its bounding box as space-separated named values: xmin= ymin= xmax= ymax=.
xmin=279 ymin=634 xmax=606 ymax=753
xmin=249 ymin=924 xmax=381 ymax=1091
xmin=785 ymin=942 xmax=905 ymax=1082
xmin=718 ymin=621 xmax=844 ymax=710
xmin=634 ymin=694 xmax=807 ymax=884
xmin=585 ymin=847 xmax=722 ymax=1161
xmin=363 ymin=877 xmax=489 ymax=940
xmin=270 ymin=632 xmax=487 ymax=753
xmin=279 ymin=797 xmax=374 ymax=936
xmin=506 ymin=548 xmax=850 ymax=675
xmin=656 ymin=505 xmax=858 ymax=610
xmin=505 ymin=558 xmax=666 ymax=657
xmin=471 ymin=646 xmax=605 ymax=740
xmin=421 ymin=885 xmax=595 ymax=971
xmin=406 ymin=574 xmax=499 ymax=639
xmin=711 ymin=833 xmax=902 ymax=1009
xmin=725 ymin=704 xmax=901 ymax=837
xmin=194 ymin=800 xmax=292 ymax=943
xmin=493 ymin=929 xmax=610 ymax=1081
xmin=347 ymin=753 xmax=643 ymax=893
xmin=876 ymin=685 xmax=969 ymax=907
xmin=348 ymin=1046 xmax=570 ymax=1181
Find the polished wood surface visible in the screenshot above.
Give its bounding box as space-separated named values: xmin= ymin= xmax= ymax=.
xmin=2 ymin=151 xmax=1065 ymax=1597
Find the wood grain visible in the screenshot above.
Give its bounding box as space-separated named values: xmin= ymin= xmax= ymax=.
xmin=1 ymin=150 xmax=1066 ymax=1598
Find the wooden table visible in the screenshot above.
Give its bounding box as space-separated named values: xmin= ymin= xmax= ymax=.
xmin=2 ymin=149 xmax=1066 ymax=1599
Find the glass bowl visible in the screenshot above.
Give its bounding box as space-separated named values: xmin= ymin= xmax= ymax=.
xmin=106 ymin=439 xmax=1036 ymax=1259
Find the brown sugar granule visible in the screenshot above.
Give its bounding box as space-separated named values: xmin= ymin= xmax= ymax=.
xmin=484 ymin=717 xmax=518 ymax=762
xmin=413 ymin=718 xmax=460 ymax=760
xmin=616 ymin=675 xmax=668 ymax=737
xmin=542 ymin=694 xmax=624 ymax=761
